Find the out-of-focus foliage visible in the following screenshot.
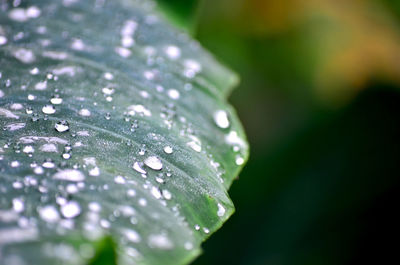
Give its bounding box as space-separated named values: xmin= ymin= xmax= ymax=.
xmin=196 ymin=0 xmax=400 ymax=106
xmin=186 ymin=0 xmax=400 ymax=264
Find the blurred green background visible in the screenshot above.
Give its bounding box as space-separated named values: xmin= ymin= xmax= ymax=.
xmin=159 ymin=0 xmax=400 ymax=264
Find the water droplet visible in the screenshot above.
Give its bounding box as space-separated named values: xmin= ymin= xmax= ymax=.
xmin=78 ymin=108 xmax=91 ymax=117
xmin=35 ymin=81 xmax=47 ymax=90
xmin=13 ymin=48 xmax=35 ymax=63
xmin=103 ymin=72 xmax=114 ymax=80
xmin=0 ymin=35 xmax=7 ymax=46
xmin=61 ymin=201 xmax=81 ymax=219
xmin=42 ymin=105 xmax=56 ymax=114
xmin=225 ymin=131 xmax=246 ymax=147
xmin=138 ymin=198 xmax=147 ymax=207
xmin=127 ymin=105 xmax=151 ymax=117
xmin=71 ymin=38 xmax=85 ymax=51
xmin=26 ymin=6 xmax=41 ymax=18
xmin=23 ymin=145 xmax=35 ymax=154
xmin=150 ymin=187 xmax=162 ymax=199
xmin=115 ymin=46 xmax=131 ymax=58
xmin=133 ymin=161 xmax=147 ymax=174
xmin=187 ymin=140 xmax=201 ymax=152
xmin=102 ymin=87 xmax=115 ymax=95
xmin=165 ymin=45 xmax=181 ymax=60
xmin=214 ymin=110 xmax=230 ymax=129
xmin=124 ymin=229 xmax=141 ymax=243
xmin=50 ymin=95 xmax=63 ymax=105
xmin=38 ymin=205 xmax=59 ymax=223
xmin=163 ymin=146 xmax=173 ymax=154
xmin=114 ymin=175 xmax=126 ymax=184
xmin=88 ymin=202 xmax=101 ymax=212
xmin=184 ymin=242 xmax=193 ymax=250
xmin=148 ymin=234 xmax=174 ymax=250
xmin=53 ymin=169 xmax=85 ymax=182
xmin=167 ymin=89 xmax=180 ymax=100
xmin=89 ymin=167 xmax=100 ymax=176
xmin=40 ymin=143 xmax=58 ymax=152
xmin=10 ymin=161 xmax=20 ymax=167
xmin=235 ymin=156 xmax=244 ymax=165
xmin=4 ymin=122 xmax=25 ymax=131
xmin=144 ymin=156 xmax=163 ymax=171
xmin=42 ymin=159 xmax=55 ymax=168
xmin=30 ymin=67 xmax=40 ymax=75
xmin=127 ymin=189 xmax=136 ymax=197
xmin=55 ymin=120 xmax=70 ymax=132
xmin=162 ymin=190 xmax=172 ymax=200
xmin=217 ymin=203 xmax=226 ymax=217
xmin=12 ymin=198 xmax=25 ymax=213
xmin=62 ymin=152 xmax=71 ymax=160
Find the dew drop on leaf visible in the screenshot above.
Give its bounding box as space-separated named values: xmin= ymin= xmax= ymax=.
xmin=214 ymin=110 xmax=230 ymax=129
xmin=55 ymin=120 xmax=70 ymax=132
xmin=144 ymin=156 xmax=163 ymax=170
xmin=61 ymin=201 xmax=81 ymax=219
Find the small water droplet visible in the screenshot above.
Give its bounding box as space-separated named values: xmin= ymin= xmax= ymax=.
xmin=10 ymin=161 xmax=20 ymax=167
xmin=148 ymin=234 xmax=174 ymax=250
xmin=30 ymin=67 xmax=40 ymax=75
xmin=23 ymin=145 xmax=35 ymax=154
xmin=235 ymin=156 xmax=244 ymax=165
xmin=162 ymin=190 xmax=172 ymax=200
xmin=42 ymin=159 xmax=55 ymax=168
xmin=89 ymin=167 xmax=100 ymax=176
xmin=55 ymin=120 xmax=69 ymax=132
xmin=114 ymin=175 xmax=126 ymax=184
xmin=217 ymin=203 xmax=226 ymax=217
xmin=214 ymin=110 xmax=230 ymax=129
xmin=167 ymin=89 xmax=180 ymax=100
xmin=61 ymin=201 xmax=81 ymax=219
xmin=78 ymin=108 xmax=91 ymax=117
xmin=103 ymin=72 xmax=114 ymax=80
xmin=151 ymin=187 xmax=162 ymax=199
xmin=163 ymin=146 xmax=173 ymax=154
xmin=133 ymin=161 xmax=147 ymax=174
xmin=0 ymin=35 xmax=7 ymax=46
xmin=124 ymin=229 xmax=141 ymax=243
xmin=12 ymin=198 xmax=25 ymax=213
xmin=42 ymin=104 xmax=56 ymax=114
xmin=38 ymin=205 xmax=59 ymax=223
xmin=50 ymin=95 xmax=63 ymax=104
xmin=53 ymin=169 xmax=85 ymax=182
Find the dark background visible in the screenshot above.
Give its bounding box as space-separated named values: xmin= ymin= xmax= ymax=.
xmin=158 ymin=0 xmax=400 ymax=264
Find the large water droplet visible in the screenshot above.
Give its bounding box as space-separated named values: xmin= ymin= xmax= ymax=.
xmin=144 ymin=156 xmax=163 ymax=171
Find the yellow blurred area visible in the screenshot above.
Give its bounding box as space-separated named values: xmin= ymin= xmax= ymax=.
xmin=204 ymin=0 xmax=400 ymax=106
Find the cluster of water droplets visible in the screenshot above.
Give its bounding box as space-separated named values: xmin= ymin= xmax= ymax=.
xmin=0 ymin=0 xmax=248 ymax=264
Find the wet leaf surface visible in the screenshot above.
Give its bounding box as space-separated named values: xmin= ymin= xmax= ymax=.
xmin=0 ymin=1 xmax=248 ymax=264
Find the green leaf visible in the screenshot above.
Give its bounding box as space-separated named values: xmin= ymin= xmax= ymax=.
xmin=0 ymin=1 xmax=248 ymax=265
